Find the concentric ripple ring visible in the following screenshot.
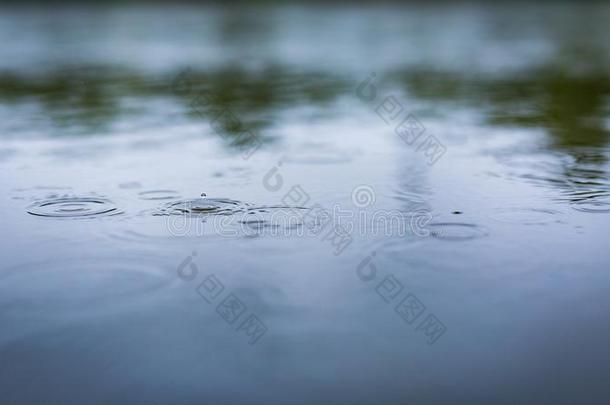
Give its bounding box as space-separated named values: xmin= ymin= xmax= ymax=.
xmin=27 ymin=197 xmax=122 ymax=218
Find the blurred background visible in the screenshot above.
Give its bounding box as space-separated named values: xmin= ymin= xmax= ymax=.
xmin=1 ymin=1 xmax=610 ymax=404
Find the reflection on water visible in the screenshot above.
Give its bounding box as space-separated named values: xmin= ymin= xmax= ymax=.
xmin=2 ymin=3 xmax=610 ymax=404
xmin=396 ymin=61 xmax=610 ymax=149
xmin=0 ymin=65 xmax=348 ymax=143
xmin=393 ymin=59 xmax=610 ymax=209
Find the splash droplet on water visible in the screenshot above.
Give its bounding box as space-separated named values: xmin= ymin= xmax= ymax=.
xmin=155 ymin=197 xmax=249 ymax=217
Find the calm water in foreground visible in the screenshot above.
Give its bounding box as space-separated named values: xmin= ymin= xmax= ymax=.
xmin=1 ymin=3 xmax=610 ymax=404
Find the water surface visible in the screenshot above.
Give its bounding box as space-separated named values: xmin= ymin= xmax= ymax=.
xmin=1 ymin=3 xmax=610 ymax=404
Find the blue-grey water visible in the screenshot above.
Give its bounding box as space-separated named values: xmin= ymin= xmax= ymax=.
xmin=1 ymin=3 xmax=610 ymax=404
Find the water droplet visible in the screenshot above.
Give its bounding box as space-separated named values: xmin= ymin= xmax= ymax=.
xmin=155 ymin=198 xmax=249 ymax=217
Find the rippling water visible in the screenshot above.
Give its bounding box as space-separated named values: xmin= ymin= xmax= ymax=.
xmin=2 ymin=3 xmax=610 ymax=404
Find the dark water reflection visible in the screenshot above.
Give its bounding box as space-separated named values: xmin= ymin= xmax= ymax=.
xmin=393 ymin=61 xmax=610 ymax=209
xmin=0 ymin=65 xmax=348 ymax=142
xmin=396 ymin=62 xmax=610 ymax=149
xmin=2 ymin=3 xmax=610 ymax=404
